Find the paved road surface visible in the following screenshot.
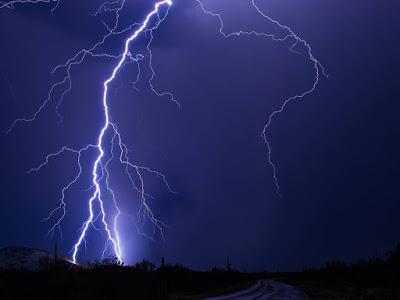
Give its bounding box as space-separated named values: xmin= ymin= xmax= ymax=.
xmin=204 ymin=280 xmax=307 ymax=300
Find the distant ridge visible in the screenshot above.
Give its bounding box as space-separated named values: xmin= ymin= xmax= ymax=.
xmin=0 ymin=246 xmax=72 ymax=271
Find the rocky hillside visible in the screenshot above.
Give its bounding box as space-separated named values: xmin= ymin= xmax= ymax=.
xmin=0 ymin=246 xmax=71 ymax=271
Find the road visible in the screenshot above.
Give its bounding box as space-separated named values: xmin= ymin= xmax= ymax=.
xmin=204 ymin=280 xmax=307 ymax=300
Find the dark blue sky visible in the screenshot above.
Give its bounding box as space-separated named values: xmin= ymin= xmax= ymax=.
xmin=0 ymin=0 xmax=399 ymax=271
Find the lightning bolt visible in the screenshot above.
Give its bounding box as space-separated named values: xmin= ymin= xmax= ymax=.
xmin=0 ymin=0 xmax=60 ymax=14
xmin=196 ymin=0 xmax=327 ymax=196
xmin=2 ymin=0 xmax=326 ymax=264
xmin=3 ymin=0 xmax=174 ymax=264
xmin=70 ymin=0 xmax=173 ymax=264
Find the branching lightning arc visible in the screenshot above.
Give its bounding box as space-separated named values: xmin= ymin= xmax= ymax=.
xmin=1 ymin=0 xmax=325 ymax=263
xmin=196 ymin=0 xmax=327 ymax=196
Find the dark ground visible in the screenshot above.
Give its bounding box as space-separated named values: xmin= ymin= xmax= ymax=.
xmin=1 ymin=243 xmax=400 ymax=300
xmin=0 ymin=259 xmax=255 ymax=300
xmin=275 ymin=244 xmax=400 ymax=300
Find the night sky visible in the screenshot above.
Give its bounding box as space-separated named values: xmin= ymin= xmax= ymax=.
xmin=0 ymin=0 xmax=399 ymax=271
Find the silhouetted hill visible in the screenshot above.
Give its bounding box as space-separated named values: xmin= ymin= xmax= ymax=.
xmin=0 ymin=246 xmax=72 ymax=271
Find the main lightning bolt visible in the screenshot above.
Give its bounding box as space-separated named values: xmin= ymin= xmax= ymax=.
xmin=70 ymin=0 xmax=173 ymax=264
xmin=3 ymin=0 xmax=174 ymax=264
